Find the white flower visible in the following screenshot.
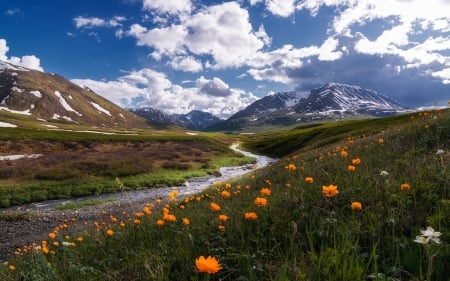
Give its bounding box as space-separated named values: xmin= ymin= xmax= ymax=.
xmin=414 ymin=236 xmax=430 ymax=244
xmin=380 ymin=170 xmax=389 ymax=177
xmin=436 ymin=149 xmax=445 ymax=155
xmin=414 ymin=226 xmax=442 ymax=244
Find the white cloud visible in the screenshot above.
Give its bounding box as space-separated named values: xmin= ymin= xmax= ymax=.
xmin=0 ymin=38 xmax=43 ymax=71
xmin=127 ymin=2 xmax=269 ymax=69
xmin=432 ymin=68 xmax=450 ymax=84
xmin=169 ymin=56 xmax=203 ymax=72
xmin=266 ymin=0 xmax=297 ymax=17
xmin=9 ymin=55 xmax=43 ymax=71
xmin=72 ymin=69 xmax=258 ymax=119
xmin=142 ymin=0 xmax=192 ymax=15
xmin=257 ymin=0 xmax=450 ymax=87
xmin=0 ymin=39 xmax=9 ymax=61
xmin=318 ymin=37 xmax=343 ymax=61
xmin=74 ymin=16 xmax=126 ymax=29
xmin=128 ymin=23 xmax=187 ymax=60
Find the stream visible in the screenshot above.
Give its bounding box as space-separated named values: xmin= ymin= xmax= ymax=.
xmin=7 ymin=144 xmax=277 ymax=212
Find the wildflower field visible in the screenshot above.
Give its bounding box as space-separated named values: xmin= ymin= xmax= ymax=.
xmin=1 ymin=109 xmax=449 ymax=280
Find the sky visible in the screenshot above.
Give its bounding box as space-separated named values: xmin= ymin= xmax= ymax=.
xmin=1 ymin=0 xmax=449 ymax=119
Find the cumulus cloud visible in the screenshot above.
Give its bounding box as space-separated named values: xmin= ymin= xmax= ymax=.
xmin=142 ymin=0 xmax=192 ymax=15
xmin=72 ymin=69 xmax=258 ymax=119
xmin=0 ymin=38 xmax=43 ymax=71
xmin=127 ymin=2 xmax=269 ymax=69
xmin=241 ymin=0 xmax=450 ymax=107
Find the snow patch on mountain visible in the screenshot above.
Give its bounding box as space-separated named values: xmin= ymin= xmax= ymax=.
xmin=90 ymin=101 xmax=111 ymax=116
xmin=54 ymin=91 xmax=82 ymax=116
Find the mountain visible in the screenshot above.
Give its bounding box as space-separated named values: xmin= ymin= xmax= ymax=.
xmin=0 ymin=60 xmax=151 ymax=129
xmin=131 ymin=107 xmax=221 ymax=131
xmin=294 ymin=83 xmax=407 ymax=117
xmin=172 ymin=110 xmax=221 ymax=131
xmin=207 ymin=83 xmax=409 ymax=132
xmin=129 ymin=107 xmax=177 ymax=126
xmin=230 ymin=91 xmax=304 ymax=119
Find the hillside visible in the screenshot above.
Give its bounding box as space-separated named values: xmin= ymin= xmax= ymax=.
xmin=0 ymin=60 xmax=152 ymax=129
xmin=1 ymin=108 xmax=448 ymax=280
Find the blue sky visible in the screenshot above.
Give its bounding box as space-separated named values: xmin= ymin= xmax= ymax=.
xmin=1 ymin=0 xmax=449 ymax=118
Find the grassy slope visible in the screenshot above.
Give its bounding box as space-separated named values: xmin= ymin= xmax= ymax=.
xmin=1 ymin=109 xmax=449 ymax=280
xmin=0 ymin=127 xmax=253 ymax=207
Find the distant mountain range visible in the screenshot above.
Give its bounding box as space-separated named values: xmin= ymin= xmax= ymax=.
xmin=130 ymin=108 xmax=221 ymax=131
xmin=0 ymin=60 xmax=409 ymax=132
xmin=207 ymin=83 xmax=409 ymax=131
xmin=0 ymin=60 xmax=151 ymax=129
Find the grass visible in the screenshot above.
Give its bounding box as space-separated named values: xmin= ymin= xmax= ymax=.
xmin=0 ymin=211 xmax=38 ymax=221
xmin=0 ymin=136 xmax=253 ymax=207
xmin=0 ymin=108 xmax=449 ymax=280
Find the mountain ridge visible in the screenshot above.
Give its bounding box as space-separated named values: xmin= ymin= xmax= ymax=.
xmin=0 ymin=60 xmax=152 ymax=129
xmin=207 ymin=83 xmax=409 ymax=131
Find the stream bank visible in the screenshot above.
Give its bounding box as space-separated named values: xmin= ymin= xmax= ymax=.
xmin=0 ymin=144 xmax=276 ymax=261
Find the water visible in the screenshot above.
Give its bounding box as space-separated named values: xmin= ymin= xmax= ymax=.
xmin=7 ymin=144 xmax=276 ymax=212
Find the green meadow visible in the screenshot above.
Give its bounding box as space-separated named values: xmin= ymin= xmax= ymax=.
xmin=1 ymin=109 xmax=449 ymax=280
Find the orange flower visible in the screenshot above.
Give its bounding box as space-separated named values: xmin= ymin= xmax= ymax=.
xmin=195 ymin=256 xmax=222 ymax=274
xmin=351 ymin=158 xmax=361 ymax=165
xmin=218 ymin=225 xmax=225 ymax=231
xmin=220 ymin=190 xmax=231 ymax=198
xmin=156 ymin=219 xmax=165 ymax=226
xmin=351 ymin=201 xmax=362 ymax=210
xmin=41 ymin=246 xmax=49 ymax=254
xmin=400 ymin=183 xmax=411 ymax=191
xmin=134 ymin=219 xmax=141 ymax=225
xmin=347 ymin=165 xmax=356 ymax=171
xmin=48 ymin=232 xmax=56 ymax=240
xmin=143 ymin=206 xmax=152 ymax=215
xmin=322 ymin=184 xmax=339 ymax=198
xmin=378 ymin=138 xmax=384 ymax=144
xmin=286 ymin=164 xmax=297 ymax=171
xmin=8 ymin=264 xmax=16 ymax=271
xmin=182 ymin=218 xmax=190 ymax=225
xmin=260 ymin=188 xmax=271 ymax=196
xmin=163 ymin=214 xmax=177 ymax=222
xmin=106 ymin=229 xmax=114 ymax=237
xmin=254 ymin=197 xmax=268 ymax=207
xmin=244 ymin=212 xmax=258 ymax=220
xmin=210 ymin=202 xmax=221 ymax=211
xmin=304 ymin=177 xmax=314 ymax=184
xmin=76 ymin=236 xmax=83 ymax=242
xmin=341 ymin=150 xmax=348 ymax=157
xmin=168 ymin=190 xmax=179 ymax=201
xmin=218 ymin=214 xmax=228 ymax=222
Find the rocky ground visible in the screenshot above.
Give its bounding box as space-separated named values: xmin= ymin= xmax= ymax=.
xmin=0 ymin=196 xmax=155 ymax=262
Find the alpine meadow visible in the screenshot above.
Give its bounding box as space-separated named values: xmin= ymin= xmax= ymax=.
xmin=1 ymin=107 xmax=449 ymax=280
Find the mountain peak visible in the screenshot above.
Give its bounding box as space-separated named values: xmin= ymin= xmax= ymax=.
xmin=295 ymin=83 xmax=407 ymax=115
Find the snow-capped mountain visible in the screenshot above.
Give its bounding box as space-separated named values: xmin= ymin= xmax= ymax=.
xmin=172 ymin=110 xmax=221 ymax=131
xmin=294 ymin=83 xmax=407 ymax=116
xmin=129 ymin=107 xmax=177 ymax=126
xmin=131 ymin=107 xmax=221 ymax=131
xmin=207 ymin=83 xmax=409 ymax=131
xmin=230 ymin=91 xmax=304 ymax=119
xmin=0 ymin=60 xmax=150 ymax=129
